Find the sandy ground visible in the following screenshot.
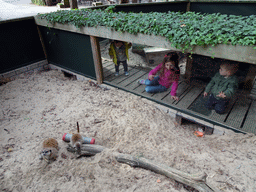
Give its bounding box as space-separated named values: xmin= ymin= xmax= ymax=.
xmin=0 ymin=64 xmax=256 ymax=192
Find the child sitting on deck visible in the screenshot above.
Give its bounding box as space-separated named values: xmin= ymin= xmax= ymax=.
xmin=203 ymin=61 xmax=239 ymax=114
xmin=109 ymin=40 xmax=132 ymax=76
xmin=138 ymin=52 xmax=180 ymax=101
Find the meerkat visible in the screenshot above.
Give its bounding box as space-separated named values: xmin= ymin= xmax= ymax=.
xmin=71 ymin=122 xmax=83 ymax=154
xmin=39 ymin=138 xmax=59 ymax=163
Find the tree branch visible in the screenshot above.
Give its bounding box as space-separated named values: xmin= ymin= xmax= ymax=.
xmin=67 ymin=144 xmax=219 ymax=192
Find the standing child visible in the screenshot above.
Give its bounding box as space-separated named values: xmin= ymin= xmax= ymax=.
xmin=109 ymin=40 xmax=132 ymax=76
xmin=138 ymin=52 xmax=180 ymax=101
xmin=204 ymin=61 xmax=239 ymax=114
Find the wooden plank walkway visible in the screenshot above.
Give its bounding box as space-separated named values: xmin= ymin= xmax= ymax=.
xmin=102 ymin=59 xmax=256 ymax=134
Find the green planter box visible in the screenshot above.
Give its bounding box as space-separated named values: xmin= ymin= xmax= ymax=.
xmin=34 ymin=15 xmax=256 ymax=65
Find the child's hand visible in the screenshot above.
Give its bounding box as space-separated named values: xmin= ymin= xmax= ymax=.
xmin=171 ymin=96 xmax=179 ymax=101
xmin=217 ymin=91 xmax=226 ymax=98
xmin=203 ymin=92 xmax=208 ymax=97
xmin=148 ymin=75 xmax=155 ymax=81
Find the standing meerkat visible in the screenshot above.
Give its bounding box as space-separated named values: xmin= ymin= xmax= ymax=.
xmin=71 ymin=122 xmax=83 ymax=154
xmin=39 ymin=138 xmax=59 ymax=163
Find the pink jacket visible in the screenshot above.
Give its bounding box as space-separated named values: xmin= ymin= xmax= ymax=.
xmin=148 ymin=63 xmax=180 ymax=96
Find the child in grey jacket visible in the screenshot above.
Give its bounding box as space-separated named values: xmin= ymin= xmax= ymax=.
xmin=204 ymin=62 xmax=239 ymax=114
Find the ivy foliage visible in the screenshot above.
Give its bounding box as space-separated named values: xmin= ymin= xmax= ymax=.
xmin=38 ymin=7 xmax=256 ymax=51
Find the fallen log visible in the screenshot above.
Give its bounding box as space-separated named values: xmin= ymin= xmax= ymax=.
xmin=67 ymin=144 xmax=105 ymax=156
xmin=67 ymin=144 xmax=219 ymax=192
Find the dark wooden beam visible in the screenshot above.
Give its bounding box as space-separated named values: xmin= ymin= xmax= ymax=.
xmin=90 ymin=36 xmax=104 ymax=84
xmin=36 ymin=26 xmax=48 ymax=63
xmin=243 ymin=64 xmax=256 ymax=90
xmin=186 ymin=1 xmax=190 ymax=12
xmin=184 ymin=54 xmax=193 ymax=83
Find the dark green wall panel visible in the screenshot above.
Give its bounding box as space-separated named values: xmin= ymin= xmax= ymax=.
xmin=39 ymin=26 xmax=96 ymax=79
xmin=0 ymin=19 xmax=45 ymax=73
xmin=190 ymin=3 xmax=256 ymax=16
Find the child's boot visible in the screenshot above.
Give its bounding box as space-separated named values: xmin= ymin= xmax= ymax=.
xmin=138 ymin=79 xmax=145 ymax=84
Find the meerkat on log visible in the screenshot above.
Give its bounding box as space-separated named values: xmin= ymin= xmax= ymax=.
xmin=71 ymin=122 xmax=83 ymax=154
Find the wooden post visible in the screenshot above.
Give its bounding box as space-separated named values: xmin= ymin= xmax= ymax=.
xmin=36 ymin=26 xmax=48 ymax=63
xmin=186 ymin=1 xmax=191 ymax=12
xmin=243 ymin=64 xmax=256 ymax=90
xmin=175 ymin=114 xmax=183 ymax=125
xmin=69 ymin=0 xmax=78 ymax=9
xmin=90 ymin=36 xmax=103 ymax=84
xmin=184 ymin=54 xmax=193 ymax=83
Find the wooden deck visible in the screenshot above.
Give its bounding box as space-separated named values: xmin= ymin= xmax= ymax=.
xmin=102 ymin=59 xmax=256 ymax=134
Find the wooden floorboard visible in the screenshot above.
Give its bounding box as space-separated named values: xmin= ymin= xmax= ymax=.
xmin=102 ymin=60 xmax=255 ymax=134
xmin=150 ymin=80 xmax=187 ymax=101
xmin=151 ymin=89 xmax=170 ymax=100
xmin=208 ymin=96 xmax=238 ymax=127
xmin=133 ymin=84 xmax=154 ymax=98
xmin=176 ymin=85 xmax=204 ymax=109
xmin=110 ymin=67 xmax=139 ymax=85
xmin=118 ymin=70 xmax=148 ymax=87
xmin=173 ymin=84 xmax=194 ymax=106
xmin=161 ymin=81 xmax=191 ymax=107
xmin=241 ymin=100 xmax=256 ymax=133
xmin=103 ymin=62 xmax=116 ymax=79
xmin=225 ymin=96 xmax=251 ymax=129
xmin=124 ymin=72 xmax=149 ymax=92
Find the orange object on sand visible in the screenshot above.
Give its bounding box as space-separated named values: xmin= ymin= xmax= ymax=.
xmin=194 ymin=131 xmax=204 ymax=137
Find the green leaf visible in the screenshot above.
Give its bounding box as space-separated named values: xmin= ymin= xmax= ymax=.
xmin=39 ymin=9 xmax=256 ymax=49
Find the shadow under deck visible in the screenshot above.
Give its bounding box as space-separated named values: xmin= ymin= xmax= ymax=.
xmin=102 ymin=60 xmax=256 ymax=134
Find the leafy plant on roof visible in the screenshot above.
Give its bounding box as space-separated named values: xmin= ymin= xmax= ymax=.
xmin=38 ymin=8 xmax=256 ymax=52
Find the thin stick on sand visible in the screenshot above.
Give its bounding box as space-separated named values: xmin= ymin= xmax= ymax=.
xmin=77 ymin=122 xmax=79 ymax=133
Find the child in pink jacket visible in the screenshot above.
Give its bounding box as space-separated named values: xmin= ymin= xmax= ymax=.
xmin=138 ymin=52 xmax=180 ymax=101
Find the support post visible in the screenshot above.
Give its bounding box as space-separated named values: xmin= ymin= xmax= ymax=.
xmin=186 ymin=1 xmax=191 ymax=12
xmin=36 ymin=26 xmax=48 ymax=63
xmin=184 ymin=54 xmax=193 ymax=83
xmin=69 ymin=0 xmax=78 ymax=9
xmin=90 ymin=36 xmax=103 ymax=84
xmin=243 ymin=64 xmax=256 ymax=90
xmin=175 ymin=114 xmax=184 ymax=125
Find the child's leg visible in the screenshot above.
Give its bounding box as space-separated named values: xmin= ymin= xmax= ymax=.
xmin=215 ymin=99 xmax=229 ymax=114
xmin=122 ymin=60 xmax=128 ymax=72
xmin=205 ymin=94 xmax=217 ymax=110
xmin=138 ymin=76 xmax=159 ymax=85
xmin=144 ymin=76 xmax=166 ymax=93
xmin=144 ymin=76 xmax=160 ymax=86
xmin=145 ymin=85 xmax=167 ymax=93
xmin=115 ymin=61 xmax=121 ymax=73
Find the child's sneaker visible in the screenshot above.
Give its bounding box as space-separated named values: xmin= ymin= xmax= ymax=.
xmin=115 ymin=72 xmax=119 ymax=76
xmin=124 ymin=71 xmax=129 ymax=76
xmin=138 ymin=79 xmax=145 ymax=84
